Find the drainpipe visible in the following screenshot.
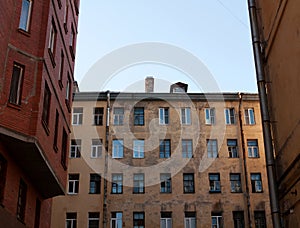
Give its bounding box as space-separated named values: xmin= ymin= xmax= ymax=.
xmin=103 ymin=90 xmax=110 ymax=228
xmin=247 ymin=1 xmax=281 ymax=227
xmin=238 ymin=93 xmax=252 ymax=227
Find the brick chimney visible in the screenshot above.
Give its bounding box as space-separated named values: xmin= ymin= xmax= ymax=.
xmin=145 ymin=76 xmax=154 ymax=93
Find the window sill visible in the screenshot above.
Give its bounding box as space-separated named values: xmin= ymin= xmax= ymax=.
xmin=209 ymin=191 xmax=221 ymax=194
xmin=42 ymin=120 xmax=50 ymax=136
xmin=133 ymin=192 xmax=145 ymax=194
xmin=17 ymin=28 xmax=30 ymax=37
xmin=111 ymin=192 xmax=123 ymax=194
xmin=231 ymin=191 xmax=243 ymax=194
xmin=7 ymin=102 xmax=21 ymax=110
xmin=183 ymin=192 xmax=195 ymax=194
xmin=48 ymin=49 xmax=56 ymax=67
xmin=89 ymin=192 xmax=100 ymax=195
xmin=160 ymin=192 xmax=172 ymax=194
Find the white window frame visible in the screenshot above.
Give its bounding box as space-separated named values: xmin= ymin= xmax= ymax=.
xmin=19 ymin=0 xmax=32 ymax=31
xmin=91 ymin=139 xmax=102 ymax=158
xmin=160 ymin=217 xmax=172 ymax=228
xmin=182 ymin=140 xmax=193 ymax=158
xmin=72 ymin=108 xmax=83 ymax=125
xmin=181 ymin=108 xmax=191 ymax=125
xmin=70 ymin=139 xmax=81 ymax=158
xmin=227 ymin=139 xmax=238 ymax=158
xmin=112 ymin=140 xmax=123 ymax=158
xmin=224 ymin=108 xmax=235 ymax=125
xmin=245 ymin=108 xmax=255 ymax=125
xmin=68 ymin=174 xmax=79 ymax=194
xmin=111 ymin=174 xmax=123 ymax=194
xmin=230 ymin=174 xmax=242 ymax=193
xmin=248 ymin=140 xmax=259 ymax=158
xmin=48 ymin=22 xmax=56 ymax=53
xmin=133 ymin=173 xmax=145 ymax=194
xmin=251 ymin=174 xmax=263 ymax=193
xmin=211 ymin=215 xmax=222 ymax=228
xmin=159 ymin=108 xmax=169 ymax=125
xmin=184 ymin=217 xmax=196 ymax=228
xmin=205 ymin=108 xmax=215 ymax=125
xmin=207 ymin=139 xmax=218 ymax=158
xmin=88 ymin=212 xmax=100 ymax=228
xmin=66 ymin=213 xmax=77 ymax=228
xmin=110 ymin=212 xmax=123 ymax=228
xmin=209 ymin=174 xmax=221 ymax=192
xmin=133 ymin=140 xmax=144 ymax=158
xmin=113 ymin=107 xmax=124 ymax=125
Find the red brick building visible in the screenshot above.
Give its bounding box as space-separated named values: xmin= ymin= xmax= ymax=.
xmin=0 ymin=0 xmax=80 ymax=227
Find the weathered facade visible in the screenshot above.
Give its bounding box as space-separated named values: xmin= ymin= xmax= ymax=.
xmin=253 ymin=1 xmax=300 ymax=226
xmin=51 ymin=86 xmax=272 ymax=227
xmin=0 ymin=0 xmax=79 ymax=227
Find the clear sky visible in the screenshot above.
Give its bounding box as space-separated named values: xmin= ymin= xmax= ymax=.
xmin=74 ymin=1 xmax=257 ymax=93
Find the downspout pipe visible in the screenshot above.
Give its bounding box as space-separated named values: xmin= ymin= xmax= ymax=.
xmin=238 ymin=93 xmax=252 ymax=227
xmin=247 ymin=1 xmax=281 ymax=227
xmin=103 ymin=90 xmax=110 ymax=228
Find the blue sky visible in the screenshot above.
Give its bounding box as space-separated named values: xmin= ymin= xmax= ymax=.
xmin=74 ymin=1 xmax=257 ymax=93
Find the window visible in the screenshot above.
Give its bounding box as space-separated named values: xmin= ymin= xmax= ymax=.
xmin=65 ymin=75 xmax=72 ymax=104
xmin=112 ymin=139 xmax=123 ymax=158
xmin=160 ymin=212 xmax=172 ymax=228
xmin=48 ymin=20 xmax=57 ymax=54
xmin=111 ymin=174 xmax=123 ymax=194
xmin=42 ymin=83 xmax=51 ymax=126
xmin=225 ymin=108 xmax=235 ymax=124
xmin=133 ymin=140 xmax=144 ymax=158
xmin=248 ymin=140 xmax=259 ymax=158
xmin=160 ymin=139 xmax=171 ymax=158
xmin=66 ymin=213 xmax=77 ymax=228
xmin=183 ymin=173 xmax=195 ymax=193
xmin=91 ymin=139 xmax=102 ymax=158
xmin=53 ymin=110 xmax=59 ymax=150
xmin=88 ymin=212 xmax=100 ymax=228
xmin=254 ymin=211 xmax=266 ymax=228
xmin=245 ymin=108 xmax=255 ymax=125
xmin=111 ymin=212 xmax=122 ymax=228
xmin=230 ymin=174 xmax=242 ymax=193
xmin=181 ymin=108 xmax=191 ymax=125
xmin=133 ymin=173 xmax=145 ymax=194
xmin=207 ymin=139 xmax=218 ymax=158
xmin=233 ymin=211 xmax=244 ymax=228
xmin=205 ymin=108 xmax=215 ymax=125
xmin=63 ymin=1 xmax=69 ymax=30
xmin=17 ymin=179 xmax=27 ymax=222
xmin=184 ymin=212 xmax=196 ymax=228
xmin=70 ymin=25 xmax=75 ymax=51
xmin=70 ymin=139 xmax=81 ymax=158
xmin=228 ymin=139 xmax=238 ymax=158
xmin=182 ymin=140 xmax=193 ymax=158
xmin=9 ymin=63 xmax=24 ymax=105
xmin=113 ymin=107 xmax=124 ymax=125
xmin=61 ymin=128 xmax=68 ymax=169
xmin=159 ymin=108 xmax=169 ymax=125
xmin=58 ymin=50 xmax=64 ymax=82
xmin=160 ymin=173 xmax=172 ymax=193
xmin=211 ymin=213 xmax=222 ymax=228
xmin=0 ymin=155 xmax=7 ymax=203
xmin=90 ymin=174 xmax=101 ymax=194
xmin=209 ymin=173 xmax=221 ymax=193
xmin=72 ymin=107 xmax=83 ymax=125
xmin=19 ymin=0 xmax=32 ymax=31
xmin=251 ymin=173 xmax=263 ymax=193
xmin=133 ymin=212 xmax=145 ymax=228
xmin=134 ymin=107 xmax=144 ymax=125
xmin=93 ymin=107 xmax=103 ymax=125
xmin=68 ymin=174 xmax=79 ymax=194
